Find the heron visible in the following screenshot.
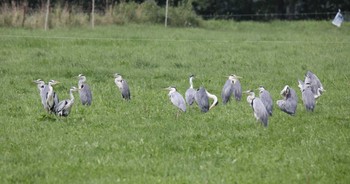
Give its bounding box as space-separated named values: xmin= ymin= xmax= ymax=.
xmin=258 ymin=86 xmax=273 ymax=116
xmin=221 ymin=74 xmax=242 ymax=104
xmin=46 ymin=80 xmax=60 ymax=113
xmin=298 ymin=79 xmax=315 ymax=112
xmin=304 ymin=71 xmax=325 ymax=99
xmin=245 ymin=90 xmax=269 ymax=127
xmin=55 ymin=87 xmax=79 ymax=117
xmin=114 ymin=73 xmax=131 ymax=100
xmin=195 ymin=87 xmax=218 ymax=113
xmin=232 ymin=75 xmax=242 ymax=101
xmin=185 ymin=74 xmax=196 ymax=106
xmin=165 ymin=86 xmax=186 ymax=112
xmin=276 ymin=85 xmax=298 ymax=115
xmin=77 ymin=74 xmax=92 ymax=105
xmin=33 ymin=79 xmax=60 ymax=113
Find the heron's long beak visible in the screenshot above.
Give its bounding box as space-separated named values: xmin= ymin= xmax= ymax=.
xmin=235 ymin=75 xmax=242 ymax=79
xmin=244 ymin=90 xmax=251 ymax=94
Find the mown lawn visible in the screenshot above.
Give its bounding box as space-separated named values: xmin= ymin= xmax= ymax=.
xmin=0 ymin=21 xmax=349 ymax=183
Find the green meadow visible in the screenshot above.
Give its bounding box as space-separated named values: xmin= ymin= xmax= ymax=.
xmin=0 ymin=21 xmax=350 ymax=183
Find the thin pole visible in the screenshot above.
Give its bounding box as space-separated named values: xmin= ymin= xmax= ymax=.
xmin=44 ymin=0 xmax=50 ymax=31
xmin=165 ymin=0 xmax=169 ymax=27
xmin=91 ymin=0 xmax=95 ymax=29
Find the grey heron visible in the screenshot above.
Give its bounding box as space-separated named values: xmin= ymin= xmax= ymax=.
xmin=221 ymin=74 xmax=242 ymax=104
xmin=304 ymin=71 xmax=325 ymax=99
xmin=114 ymin=73 xmax=131 ymax=100
xmin=245 ymin=90 xmax=269 ymax=127
xmin=33 ymin=79 xmax=60 ymax=113
xmin=185 ymin=74 xmax=196 ymax=106
xmin=298 ymin=80 xmax=315 ymax=111
xmin=46 ymin=80 xmax=60 ymax=113
xmin=258 ymin=86 xmax=273 ymax=116
xmin=165 ymin=86 xmax=186 ymax=112
xmin=77 ymin=74 xmax=92 ymax=105
xmin=276 ymin=85 xmax=298 ymax=115
xmin=55 ymin=87 xmax=79 ymax=117
xmin=195 ymin=87 xmax=218 ymax=113
xmin=232 ymin=75 xmax=242 ymax=101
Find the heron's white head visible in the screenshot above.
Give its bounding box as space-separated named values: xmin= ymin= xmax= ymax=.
xmin=165 ymin=86 xmax=177 ymax=92
xmin=48 ymin=80 xmax=60 ymax=86
xmin=244 ymin=90 xmax=255 ymax=104
xmin=257 ymin=86 xmax=266 ymax=93
xmin=244 ymin=90 xmax=255 ymax=97
xmin=189 ymin=74 xmax=195 ymax=79
xmin=114 ymin=73 xmax=123 ymax=80
xmin=33 ymin=79 xmax=45 ymax=85
xmin=228 ymin=74 xmax=242 ymax=82
xmin=78 ymin=74 xmax=86 ymax=82
xmin=280 ymin=85 xmax=290 ymax=96
xmin=70 ymin=86 xmax=79 ymax=92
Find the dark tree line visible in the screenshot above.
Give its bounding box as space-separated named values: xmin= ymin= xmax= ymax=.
xmin=1 ymin=0 xmax=349 ymax=20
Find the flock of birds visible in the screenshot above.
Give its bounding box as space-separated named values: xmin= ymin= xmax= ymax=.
xmin=165 ymin=70 xmax=324 ymax=127
xmin=33 ymin=73 xmax=129 ymax=117
xmin=33 ymin=71 xmax=324 ymax=127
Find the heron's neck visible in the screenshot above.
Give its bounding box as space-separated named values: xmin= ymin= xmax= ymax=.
xmin=70 ymin=90 xmax=75 ymax=100
xmin=47 ymin=84 xmax=53 ymax=98
xmin=206 ymin=91 xmax=218 ymax=110
xmin=189 ymin=77 xmax=193 ymax=89
xmin=247 ymin=94 xmax=255 ymax=104
xmin=168 ymin=89 xmax=176 ymax=96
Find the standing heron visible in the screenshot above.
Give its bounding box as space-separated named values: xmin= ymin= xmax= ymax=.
xmin=114 ymin=73 xmax=131 ymax=100
xmin=165 ymin=86 xmax=186 ymax=112
xmin=185 ymin=75 xmax=196 ymax=106
xmin=195 ymin=87 xmax=218 ymax=113
xmin=232 ymin=75 xmax=242 ymax=101
xmin=221 ymin=74 xmax=242 ymax=104
xmin=77 ymin=74 xmax=92 ymax=106
xmin=33 ymin=79 xmax=59 ymax=112
xmin=258 ymin=86 xmax=273 ymax=116
xmin=46 ymin=80 xmax=60 ymax=113
xmin=55 ymin=87 xmax=79 ymax=117
xmin=298 ymin=80 xmax=315 ymax=111
xmin=304 ymin=71 xmax=325 ymax=99
xmin=245 ymin=90 xmax=269 ymax=127
xmin=276 ymin=85 xmax=298 ymax=115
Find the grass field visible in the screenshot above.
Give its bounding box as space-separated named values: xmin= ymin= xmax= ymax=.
xmin=1 ymin=21 xmax=350 ymax=183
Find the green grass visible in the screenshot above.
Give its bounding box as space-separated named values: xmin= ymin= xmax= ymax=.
xmin=1 ymin=21 xmax=350 ymax=183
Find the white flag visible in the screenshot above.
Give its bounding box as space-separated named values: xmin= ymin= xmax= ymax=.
xmin=332 ymin=9 xmax=344 ymax=27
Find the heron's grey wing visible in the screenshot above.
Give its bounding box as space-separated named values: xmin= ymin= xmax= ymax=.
xmin=80 ymin=84 xmax=92 ymax=105
xmin=185 ymin=88 xmax=196 ymax=105
xmin=221 ymin=80 xmax=233 ymax=104
xmin=253 ymin=98 xmax=269 ymax=127
xmin=122 ymin=80 xmax=131 ymax=100
xmin=277 ymin=98 xmax=297 ymax=115
xmin=55 ymin=100 xmax=67 ymax=115
xmin=260 ymin=91 xmax=273 ymax=116
xmin=233 ymin=80 xmax=242 ymax=101
xmin=289 ymin=88 xmax=298 ymax=103
xmin=171 ymin=92 xmax=186 ymax=112
xmin=302 ymin=89 xmax=315 ymax=111
xmin=195 ymin=88 xmax=209 ymax=112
